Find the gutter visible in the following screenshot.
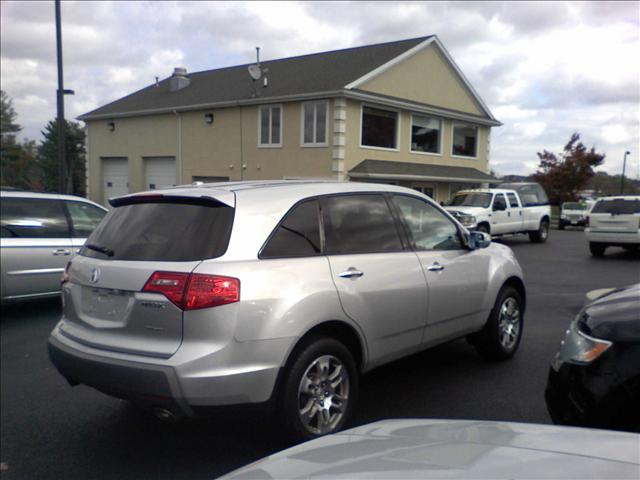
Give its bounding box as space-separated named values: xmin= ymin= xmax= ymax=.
xmin=348 ymin=172 xmax=501 ymax=183
xmin=78 ymin=90 xmax=501 ymax=127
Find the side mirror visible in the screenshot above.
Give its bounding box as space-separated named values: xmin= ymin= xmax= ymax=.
xmin=493 ymin=202 xmax=506 ymax=212
xmin=468 ymin=231 xmax=491 ymax=249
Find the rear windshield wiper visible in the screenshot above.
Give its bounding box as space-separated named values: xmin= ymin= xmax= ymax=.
xmin=85 ymin=243 xmax=114 ymax=257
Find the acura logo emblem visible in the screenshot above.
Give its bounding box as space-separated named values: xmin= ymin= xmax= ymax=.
xmin=90 ymin=268 xmax=101 ymax=284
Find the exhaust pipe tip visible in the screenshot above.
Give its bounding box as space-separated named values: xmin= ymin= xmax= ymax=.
xmin=154 ymin=407 xmax=177 ymax=422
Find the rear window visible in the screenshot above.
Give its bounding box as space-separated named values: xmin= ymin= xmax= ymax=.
xmin=81 ymin=200 xmax=234 ymax=261
xmin=591 ymin=199 xmax=640 ymax=215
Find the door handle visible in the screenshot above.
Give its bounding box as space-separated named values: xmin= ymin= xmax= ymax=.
xmin=339 ymin=268 xmax=364 ymax=279
xmin=52 ymin=248 xmax=71 ymax=256
xmin=508 ymin=212 xmax=511 ymax=217
xmin=427 ymin=262 xmax=445 ymax=272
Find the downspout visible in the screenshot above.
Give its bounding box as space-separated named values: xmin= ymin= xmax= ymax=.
xmin=85 ymin=123 xmax=90 ymax=200
xmin=238 ymin=102 xmax=244 ymax=180
xmin=172 ymin=110 xmax=182 ymax=184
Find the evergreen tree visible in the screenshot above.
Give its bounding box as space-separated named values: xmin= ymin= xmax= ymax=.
xmin=37 ymin=120 xmax=86 ymax=195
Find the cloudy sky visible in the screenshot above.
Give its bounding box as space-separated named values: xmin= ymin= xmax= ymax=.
xmin=1 ymin=1 xmax=638 ymax=176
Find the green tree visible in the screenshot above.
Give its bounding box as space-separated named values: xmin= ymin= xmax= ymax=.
xmin=38 ymin=120 xmax=86 ymax=195
xmin=1 ymin=90 xmax=41 ymax=189
xmin=533 ymin=133 xmax=605 ymax=204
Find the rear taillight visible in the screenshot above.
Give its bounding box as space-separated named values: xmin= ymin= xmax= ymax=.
xmin=61 ymin=261 xmax=72 ymax=284
xmin=143 ymin=271 xmax=190 ymax=307
xmin=142 ymin=271 xmax=239 ymax=310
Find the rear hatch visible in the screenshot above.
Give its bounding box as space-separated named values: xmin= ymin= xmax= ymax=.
xmin=59 ymin=192 xmax=235 ymax=358
xmin=589 ymin=198 xmax=640 ymax=233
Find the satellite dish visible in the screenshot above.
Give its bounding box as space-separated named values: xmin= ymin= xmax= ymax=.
xmin=248 ymin=64 xmax=262 ymax=81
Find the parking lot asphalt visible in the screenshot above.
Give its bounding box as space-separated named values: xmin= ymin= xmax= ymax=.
xmin=1 ymin=229 xmax=639 ymax=480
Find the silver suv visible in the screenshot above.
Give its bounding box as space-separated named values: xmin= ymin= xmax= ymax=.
xmin=48 ymin=181 xmax=526 ymax=439
xmin=1 ymin=190 xmax=107 ymax=302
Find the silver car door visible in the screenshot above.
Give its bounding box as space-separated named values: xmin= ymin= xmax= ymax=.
xmin=391 ymin=194 xmax=491 ymax=347
xmin=0 ymin=197 xmax=72 ymax=300
xmin=322 ymin=194 xmax=428 ymax=367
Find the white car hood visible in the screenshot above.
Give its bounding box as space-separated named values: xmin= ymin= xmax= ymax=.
xmin=445 ymin=206 xmax=488 ymax=216
xmin=222 ymin=419 xmax=639 ymax=479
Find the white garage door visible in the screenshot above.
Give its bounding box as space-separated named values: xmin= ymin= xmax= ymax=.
xmin=102 ymin=157 xmax=129 ymax=206
xmin=144 ymin=157 xmax=176 ymax=190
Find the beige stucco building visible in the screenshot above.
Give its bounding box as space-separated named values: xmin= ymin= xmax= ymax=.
xmin=80 ymin=36 xmax=501 ymax=206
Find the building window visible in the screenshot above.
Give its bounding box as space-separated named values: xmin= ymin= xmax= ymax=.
xmin=452 ymin=124 xmax=478 ymax=158
xmin=259 ymin=105 xmax=282 ymax=147
xmin=411 ymin=115 xmax=441 ymax=154
xmin=361 ymin=106 xmax=398 ymax=149
xmin=302 ymin=101 xmax=328 ymax=146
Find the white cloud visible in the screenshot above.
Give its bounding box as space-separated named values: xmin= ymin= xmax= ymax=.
xmin=0 ymin=0 xmax=638 ymax=177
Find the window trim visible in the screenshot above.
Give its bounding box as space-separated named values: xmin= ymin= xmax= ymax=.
xmin=300 ymin=100 xmax=329 ymax=147
xmin=409 ymin=114 xmax=442 ymax=156
xmin=359 ymin=103 xmax=401 ymax=152
xmin=257 ymin=104 xmax=283 ymax=148
xmin=450 ymin=122 xmax=479 ymax=160
xmin=389 ymin=193 xmax=468 ymax=252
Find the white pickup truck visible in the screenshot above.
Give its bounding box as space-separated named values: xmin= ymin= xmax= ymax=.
xmin=445 ymin=183 xmax=552 ymax=243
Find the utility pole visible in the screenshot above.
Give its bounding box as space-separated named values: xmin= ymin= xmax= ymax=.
xmin=620 ymin=150 xmax=630 ymax=194
xmin=55 ymin=0 xmax=74 ymax=194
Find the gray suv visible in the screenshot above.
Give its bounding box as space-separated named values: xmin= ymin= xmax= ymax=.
xmin=48 ymin=181 xmax=526 ymax=439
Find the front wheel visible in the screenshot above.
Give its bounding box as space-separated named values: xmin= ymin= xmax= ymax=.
xmin=529 ymin=220 xmax=549 ymax=243
xmin=472 ymin=286 xmax=523 ymax=361
xmin=280 ymin=337 xmax=358 ymax=441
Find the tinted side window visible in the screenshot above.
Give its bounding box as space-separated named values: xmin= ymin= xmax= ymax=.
xmin=0 ymin=197 xmax=70 ymax=238
xmin=507 ymin=193 xmax=519 ymax=208
xmin=393 ymin=195 xmax=462 ymax=250
xmin=494 ymin=194 xmax=507 ymax=210
xmin=261 ymin=200 xmax=321 ymax=258
xmin=66 ymin=202 xmax=107 ymax=238
xmin=322 ymin=195 xmax=402 ymax=254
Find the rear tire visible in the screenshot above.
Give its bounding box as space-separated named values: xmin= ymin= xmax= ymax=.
xmin=589 ymin=242 xmax=606 ymax=257
xmin=280 ymin=337 xmax=358 ymax=441
xmin=529 ymin=220 xmax=549 ymax=243
xmin=472 ymin=286 xmax=523 ymax=361
xmin=558 ymin=222 xmax=565 ymax=230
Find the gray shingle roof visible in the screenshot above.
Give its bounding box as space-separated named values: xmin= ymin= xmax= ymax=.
xmin=80 ymin=36 xmax=432 ymax=119
xmin=349 ymin=159 xmax=498 ymax=182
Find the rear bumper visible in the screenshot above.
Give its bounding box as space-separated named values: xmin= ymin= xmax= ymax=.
xmin=585 ymin=229 xmax=640 ymax=245
xmin=48 ymin=327 xmax=290 ymax=416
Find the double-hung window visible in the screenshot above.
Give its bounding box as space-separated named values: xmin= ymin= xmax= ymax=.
xmin=411 ymin=115 xmax=441 ymax=154
xmin=259 ymin=105 xmax=282 ymax=147
xmin=301 ymin=101 xmax=328 ymax=146
xmin=452 ymin=123 xmax=478 ymax=158
xmin=361 ymin=106 xmax=398 ymax=149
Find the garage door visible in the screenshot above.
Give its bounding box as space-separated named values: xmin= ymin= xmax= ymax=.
xmin=102 ymin=157 xmax=129 ymax=206
xmin=144 ymin=157 xmax=176 ymax=190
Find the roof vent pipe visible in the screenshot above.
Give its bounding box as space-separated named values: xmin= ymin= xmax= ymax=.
xmin=170 ymin=67 xmax=190 ymax=92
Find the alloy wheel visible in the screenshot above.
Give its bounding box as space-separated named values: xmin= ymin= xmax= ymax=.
xmin=297 ymin=354 xmax=350 ymax=435
xmin=498 ymin=297 xmax=521 ymax=351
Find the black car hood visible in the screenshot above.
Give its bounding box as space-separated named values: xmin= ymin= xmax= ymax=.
xmin=579 ymin=284 xmax=640 ymax=342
